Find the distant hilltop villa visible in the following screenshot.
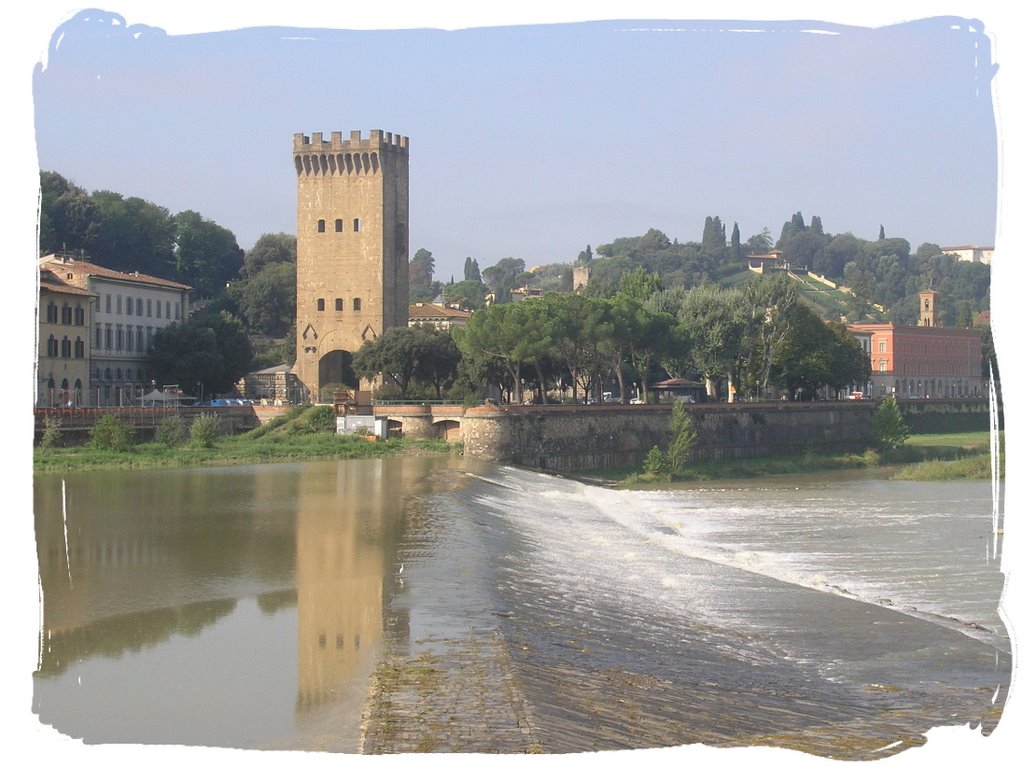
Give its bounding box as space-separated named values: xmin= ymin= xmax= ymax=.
xmin=940 ymin=245 xmax=993 ymax=266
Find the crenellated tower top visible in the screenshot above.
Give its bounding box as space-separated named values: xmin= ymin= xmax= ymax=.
xmin=293 ymin=130 xmax=408 ymax=177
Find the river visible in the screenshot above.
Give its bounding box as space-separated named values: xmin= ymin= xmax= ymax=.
xmin=30 ymin=456 xmax=1013 ymax=760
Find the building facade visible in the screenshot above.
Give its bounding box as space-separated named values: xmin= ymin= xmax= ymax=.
xmin=293 ymin=130 xmax=410 ymax=403
xmin=37 ymin=266 xmax=94 ymax=406
xmin=38 ymin=255 xmax=192 ymax=406
xmin=941 ymin=244 xmax=993 ymax=266
xmin=408 ymin=302 xmax=471 ymax=331
xmin=848 ymin=292 xmax=985 ymax=398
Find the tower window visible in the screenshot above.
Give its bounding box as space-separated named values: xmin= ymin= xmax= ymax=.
xmin=335 ymin=298 xmax=343 ymax=311
xmin=317 ymin=219 xmax=326 ymax=233
xmin=317 ymin=298 xmax=325 ymax=311
xmin=335 ymin=219 xmax=343 ymax=232
xmin=353 ymin=218 xmax=361 ymax=232
xmin=353 ymin=298 xmax=362 ymax=311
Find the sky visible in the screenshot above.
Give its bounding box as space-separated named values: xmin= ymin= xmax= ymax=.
xmin=27 ymin=5 xmax=1001 ymax=283
xmin=7 ymin=3 xmax=1023 ymax=767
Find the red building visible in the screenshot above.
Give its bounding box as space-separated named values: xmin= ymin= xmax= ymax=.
xmin=848 ymin=291 xmax=985 ymax=398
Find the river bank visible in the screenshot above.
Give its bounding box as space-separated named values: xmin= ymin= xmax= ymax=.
xmin=33 ymin=428 xmax=998 ymax=482
xmin=567 ymin=430 xmax=1000 ymax=487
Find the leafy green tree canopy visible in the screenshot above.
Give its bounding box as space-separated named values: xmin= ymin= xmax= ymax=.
xmin=148 ymin=311 xmax=253 ymax=397
xmin=173 ymin=210 xmax=245 ymax=299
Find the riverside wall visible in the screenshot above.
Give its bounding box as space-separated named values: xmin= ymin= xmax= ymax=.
xmin=460 ymin=402 xmax=879 ymax=473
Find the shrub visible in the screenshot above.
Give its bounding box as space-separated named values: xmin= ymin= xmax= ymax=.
xmin=873 ymin=395 xmax=910 ymax=449
xmin=89 ymin=415 xmax=135 ymax=451
xmin=305 ymin=405 xmax=337 ymax=433
xmin=39 ymin=415 xmax=62 ymax=449
xmin=190 ymin=413 xmax=223 ymax=448
xmin=154 ymin=414 xmax=188 ymax=447
xmin=861 ymin=448 xmax=881 ymax=466
xmin=643 ymin=445 xmax=669 ymax=475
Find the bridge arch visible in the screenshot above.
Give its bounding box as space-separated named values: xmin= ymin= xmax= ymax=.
xmin=434 ymin=419 xmax=461 ymax=442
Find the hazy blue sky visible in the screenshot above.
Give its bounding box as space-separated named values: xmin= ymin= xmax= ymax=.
xmin=29 ymin=6 xmax=1000 ymax=283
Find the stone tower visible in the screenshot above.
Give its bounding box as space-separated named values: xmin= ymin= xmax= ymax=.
xmin=293 ymin=130 xmax=410 ymax=402
xmin=918 ymin=289 xmax=939 ymax=327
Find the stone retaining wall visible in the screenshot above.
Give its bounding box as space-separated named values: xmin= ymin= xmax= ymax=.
xmin=460 ymin=402 xmax=880 ymax=473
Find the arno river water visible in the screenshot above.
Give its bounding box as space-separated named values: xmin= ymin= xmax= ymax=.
xmin=31 ymin=455 xmax=1012 ymax=759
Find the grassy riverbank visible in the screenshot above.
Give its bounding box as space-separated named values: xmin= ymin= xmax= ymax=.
xmin=585 ymin=430 xmax=1002 ymax=487
xmin=33 ymin=407 xmax=459 ymax=474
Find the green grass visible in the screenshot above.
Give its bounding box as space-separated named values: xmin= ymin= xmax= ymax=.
xmin=890 ymin=452 xmax=998 ymax=481
xmin=904 ymin=431 xmax=995 ymax=451
xmin=33 ymin=407 xmax=460 ymax=474
xmin=583 ymin=430 xmax=1002 ymax=487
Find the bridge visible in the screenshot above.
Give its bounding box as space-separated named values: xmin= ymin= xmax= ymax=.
xmin=371 ymin=403 xmax=466 ymax=441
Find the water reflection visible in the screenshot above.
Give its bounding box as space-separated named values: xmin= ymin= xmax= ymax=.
xmin=32 ymin=456 xmax=458 ymax=748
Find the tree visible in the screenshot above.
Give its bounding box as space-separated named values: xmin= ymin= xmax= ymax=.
xmin=243 ymin=233 xmax=295 ymax=278
xmin=91 ymin=191 xmax=177 ymax=278
xmin=352 ymin=327 xmax=419 ymax=398
xmin=770 ymin=302 xmax=833 ymax=400
xmin=617 ymin=267 xmax=662 ymax=304
xmin=700 ymin=216 xmax=727 ymax=263
xmin=667 ymin=400 xmax=698 ymax=473
xmin=878 ymin=225 xmax=886 ymax=240
xmin=410 ymin=248 xmax=435 ymax=287
xmin=173 ymin=210 xmax=245 ymax=299
xmin=148 ymin=311 xmax=252 ymax=397
xmin=457 ymin=301 xmax=545 ymax=404
xmin=822 ymin=322 xmax=872 ymax=394
xmin=817 ymin=233 xmax=862 ymax=281
xmin=781 ymin=228 xmax=829 ymax=271
xmin=873 ymin=395 xmax=909 ymax=449
xmin=740 ymin=275 xmax=802 ymax=393
xmin=778 ymin=212 xmax=806 ymax=250
xmin=444 ymin=279 xmax=490 ymax=311
xmin=577 ymin=245 xmax=594 ymax=264
xmin=233 ymin=261 xmax=296 ymax=336
xmin=464 ymin=257 xmax=482 ymax=282
xmin=638 ymin=228 xmax=672 ymax=254
xmin=413 ymin=327 xmax=462 ymax=398
xmin=746 ymin=228 xmax=775 ymax=253
xmin=675 ymin=284 xmax=746 ymax=400
xmin=730 ymin=222 xmax=742 ymax=261
xmin=481 ymin=257 xmax=526 ymax=303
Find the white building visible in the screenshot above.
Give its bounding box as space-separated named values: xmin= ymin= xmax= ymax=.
xmin=38 ymin=255 xmax=192 ymax=406
xmin=940 ymin=245 xmax=993 ymax=266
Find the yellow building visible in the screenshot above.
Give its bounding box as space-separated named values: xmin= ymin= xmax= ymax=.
xmin=37 ymin=264 xmax=94 ymax=406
